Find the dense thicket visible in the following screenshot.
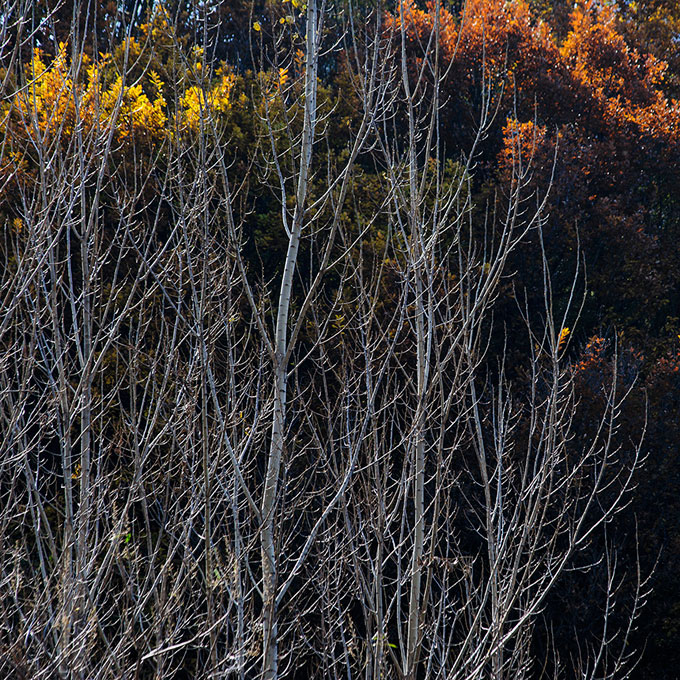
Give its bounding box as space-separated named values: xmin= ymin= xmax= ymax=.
xmin=0 ymin=1 xmax=678 ymax=678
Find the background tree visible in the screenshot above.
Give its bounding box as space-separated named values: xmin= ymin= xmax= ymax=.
xmin=0 ymin=0 xmax=672 ymax=678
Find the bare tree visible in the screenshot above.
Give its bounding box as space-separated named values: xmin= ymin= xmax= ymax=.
xmin=0 ymin=1 xmax=645 ymax=679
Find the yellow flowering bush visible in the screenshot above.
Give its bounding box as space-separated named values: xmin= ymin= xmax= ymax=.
xmin=15 ymin=43 xmax=80 ymax=137
xmin=99 ymin=74 xmax=167 ymax=140
xmin=7 ymin=42 xmax=167 ymax=148
xmin=180 ymin=71 xmax=236 ymax=131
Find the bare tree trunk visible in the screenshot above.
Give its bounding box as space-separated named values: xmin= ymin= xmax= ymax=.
xmin=261 ymin=2 xmax=319 ymax=677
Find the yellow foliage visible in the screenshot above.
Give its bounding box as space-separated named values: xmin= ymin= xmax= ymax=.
xmin=16 ymin=43 xmax=77 ymax=137
xmin=180 ymin=72 xmax=236 ymax=130
xmin=100 ymin=76 xmax=167 ymax=139
xmin=10 ymin=42 xmax=167 ymax=145
xmin=558 ymin=327 xmax=571 ymax=350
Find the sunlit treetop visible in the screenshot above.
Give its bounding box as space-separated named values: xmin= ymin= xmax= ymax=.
xmin=5 ymin=42 xmax=167 ymax=145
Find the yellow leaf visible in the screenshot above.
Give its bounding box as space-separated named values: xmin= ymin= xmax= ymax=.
xmin=558 ymin=327 xmax=570 ymax=350
xmin=253 ymin=21 xmax=261 ymax=31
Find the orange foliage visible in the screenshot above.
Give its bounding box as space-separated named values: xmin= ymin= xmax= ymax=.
xmin=574 ymin=335 xmax=608 ymax=375
xmin=455 ymin=0 xmax=556 ymax=80
xmin=389 ymin=0 xmax=680 ymax=152
xmin=386 ymin=0 xmax=458 ymax=53
xmin=499 ymin=118 xmax=554 ymax=177
xmin=561 ymin=1 xmax=680 ymax=138
xmin=651 ymin=350 xmax=680 ymax=376
xmin=573 ymin=335 xmax=644 ymax=396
